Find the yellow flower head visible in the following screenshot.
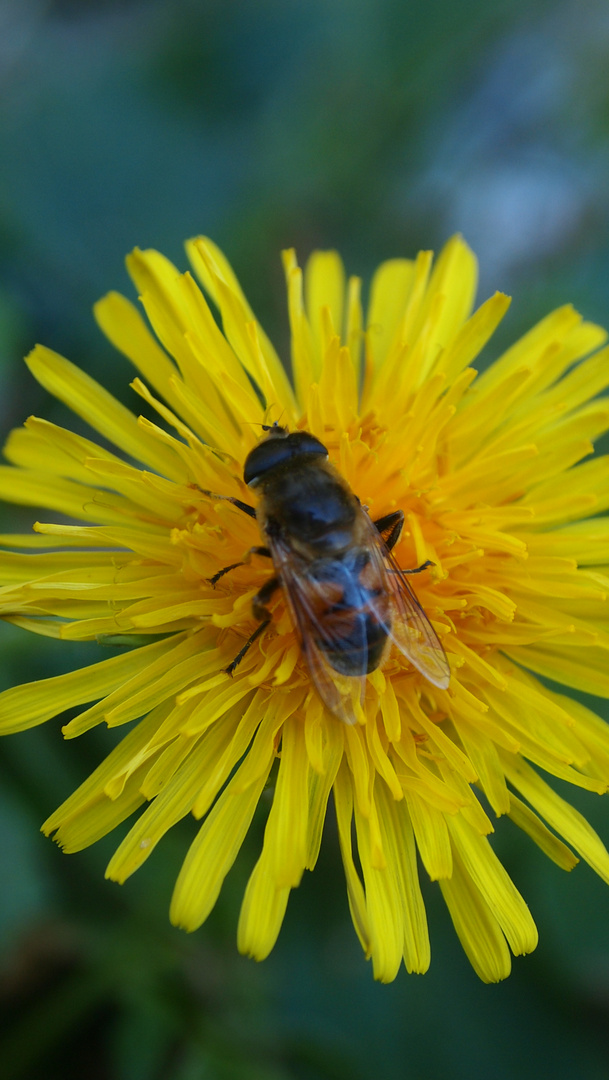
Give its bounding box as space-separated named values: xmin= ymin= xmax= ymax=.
xmin=1 ymin=235 xmax=609 ymax=983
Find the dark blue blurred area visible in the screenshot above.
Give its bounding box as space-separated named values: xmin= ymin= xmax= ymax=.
xmin=1 ymin=1 xmax=609 ymax=1077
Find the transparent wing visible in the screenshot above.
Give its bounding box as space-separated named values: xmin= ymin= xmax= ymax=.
xmin=268 ymin=535 xmax=369 ymax=725
xmin=358 ymin=509 xmax=451 ymax=689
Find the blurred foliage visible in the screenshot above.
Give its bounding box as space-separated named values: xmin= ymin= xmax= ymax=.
xmin=1 ymin=0 xmax=609 ymax=1076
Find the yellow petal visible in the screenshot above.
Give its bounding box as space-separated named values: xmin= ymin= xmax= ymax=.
xmin=440 ymin=848 xmax=512 ymax=983
xmin=282 ymin=251 xmax=316 ymax=412
xmin=334 ymin=764 xmax=370 ymax=954
xmin=438 ymin=292 xmax=511 ymax=383
xmin=191 ymin=688 xmax=272 ymax=817
xmin=366 ymin=258 xmax=416 ymax=372
xmin=257 ymin=714 xmax=310 ymax=889
xmin=43 ymin=702 xmax=170 ymax=840
xmin=452 ymin=717 xmax=510 ymax=815
xmin=64 ymin=631 xmax=218 ymax=736
xmin=354 ymin=792 xmax=404 ymax=983
xmin=107 ymin=713 xmax=237 ymax=885
xmin=304 ymin=250 xmax=345 ymax=370
xmin=507 ymin=794 xmax=578 ymax=871
xmin=406 ymin=790 xmax=453 ymax=880
xmin=236 ymin=847 xmax=291 ymax=961
xmin=4 ymin=417 xmax=122 ymax=485
xmin=187 ymin=237 xmax=297 ymax=416
xmin=25 ymin=346 xmax=183 ymax=479
xmin=171 ymin=759 xmax=272 ymax=933
xmin=502 ymin=752 xmax=609 ymax=882
xmin=376 ymin=782 xmax=431 ymax=974
xmin=505 ymin=643 xmax=609 ymax=699
xmin=305 ymin=715 xmax=344 ymax=870
xmin=0 ymin=634 xmax=186 ymax=734
xmin=447 ymin=814 xmax=538 ymax=956
xmin=94 ymin=291 xmax=182 ymax=409
xmin=0 ymin=466 xmax=145 ymax=528
xmin=51 ymin=764 xmax=148 ymax=852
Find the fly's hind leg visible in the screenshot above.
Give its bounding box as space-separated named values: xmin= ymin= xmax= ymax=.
xmin=373 ymin=510 xmax=404 ymax=552
xmin=372 ymin=510 xmax=433 ymax=573
xmin=400 ymin=559 xmax=434 ymax=575
xmin=225 ymin=575 xmax=280 ymax=675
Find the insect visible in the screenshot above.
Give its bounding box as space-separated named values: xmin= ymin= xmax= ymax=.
xmin=210 ymin=424 xmax=450 ymax=723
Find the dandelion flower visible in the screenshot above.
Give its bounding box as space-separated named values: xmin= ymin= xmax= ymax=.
xmin=1 ymin=235 xmax=609 ymax=983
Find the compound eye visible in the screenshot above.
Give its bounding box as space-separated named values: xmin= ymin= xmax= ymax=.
xmin=244 ymin=439 xmax=292 ymax=485
xmin=243 ymin=430 xmax=328 ymax=485
xmin=292 ymin=433 xmax=328 ymax=457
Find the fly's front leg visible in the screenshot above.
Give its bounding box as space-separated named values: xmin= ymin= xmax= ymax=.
xmin=196 ymin=489 xmax=257 ymax=519
xmin=225 ymin=575 xmax=280 ymax=675
xmin=372 ymin=509 xmax=433 ymax=573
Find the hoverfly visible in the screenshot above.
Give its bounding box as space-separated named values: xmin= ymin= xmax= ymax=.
xmin=210 ymin=424 xmax=450 ymax=723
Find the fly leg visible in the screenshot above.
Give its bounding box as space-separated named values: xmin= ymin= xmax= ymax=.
xmin=196 ymin=490 xmax=257 ymax=519
xmin=372 ymin=510 xmax=404 ymax=551
xmin=200 ymin=490 xmax=270 ymax=584
xmin=200 ymin=489 xmax=278 ymax=671
xmin=225 ymin=575 xmax=280 ymax=675
xmin=372 ymin=510 xmax=433 ymax=573
xmin=209 ymin=547 xmax=270 ymax=586
xmin=400 ymin=560 xmax=434 ymax=575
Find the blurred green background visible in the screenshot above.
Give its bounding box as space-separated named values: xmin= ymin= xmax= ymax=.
xmin=1 ymin=0 xmax=609 ymax=1077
